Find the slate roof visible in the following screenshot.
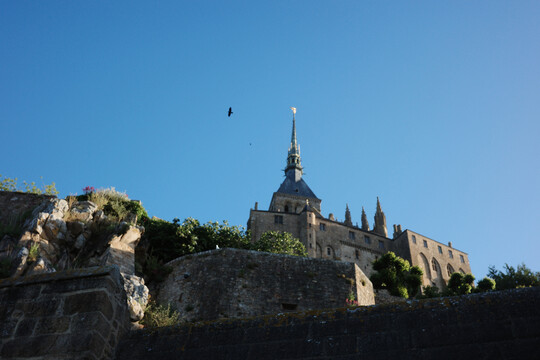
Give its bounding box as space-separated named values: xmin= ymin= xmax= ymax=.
xmin=276 ymin=172 xmax=319 ymax=200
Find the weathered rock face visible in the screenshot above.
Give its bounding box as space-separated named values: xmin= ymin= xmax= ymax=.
xmin=69 ymin=201 xmax=98 ymax=222
xmin=100 ymin=225 xmax=143 ymax=275
xmin=123 ymin=274 xmax=150 ymax=322
xmin=157 ymin=248 xmax=374 ymax=322
xmin=0 ymin=191 xmax=149 ymax=324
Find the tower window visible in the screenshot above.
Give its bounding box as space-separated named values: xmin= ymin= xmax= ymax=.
xmin=423 ymin=240 xmax=428 ymax=248
xmin=319 ymin=223 xmax=326 ymax=231
xmin=364 ymin=236 xmax=371 ymax=245
xmin=274 ymin=215 xmax=283 ymax=224
xmin=412 ymin=235 xmax=416 ymax=244
xmin=349 ymin=231 xmax=355 ymax=240
xmin=448 ymin=250 xmax=453 ymax=259
xmin=326 ymin=247 xmax=331 ymax=256
xmin=460 ymin=255 xmax=465 ymax=263
xmin=438 ymin=246 xmax=443 ymax=254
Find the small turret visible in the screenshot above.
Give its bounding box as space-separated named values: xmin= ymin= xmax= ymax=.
xmin=344 ymin=204 xmax=352 ymax=226
xmin=393 ymin=224 xmax=403 ymax=239
xmin=373 ymin=197 xmax=388 ymax=237
xmin=361 ymin=207 xmax=370 ymax=231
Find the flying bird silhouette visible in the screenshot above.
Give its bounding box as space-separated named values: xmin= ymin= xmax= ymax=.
xmin=228 ymin=107 xmax=233 ymax=117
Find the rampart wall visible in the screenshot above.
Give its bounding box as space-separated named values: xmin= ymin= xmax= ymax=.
xmin=0 ymin=266 xmax=129 ymax=360
xmin=118 ymin=287 xmax=540 ymax=360
xmin=157 ymin=248 xmax=374 ymax=322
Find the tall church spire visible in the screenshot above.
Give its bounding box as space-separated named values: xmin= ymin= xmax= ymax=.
xmin=285 ymin=107 xmax=303 ymax=180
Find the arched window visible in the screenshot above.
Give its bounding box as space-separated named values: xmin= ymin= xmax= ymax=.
xmin=284 ymin=205 xmax=289 ymax=213
xmin=418 ymin=253 xmax=432 ymax=285
xmin=432 ymin=259 xmax=438 ymax=272
xmin=447 ymin=264 xmax=455 ymax=277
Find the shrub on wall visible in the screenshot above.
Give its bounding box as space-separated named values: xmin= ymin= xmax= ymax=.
xmin=445 ymin=272 xmax=475 ymax=295
xmin=370 ymin=252 xmax=423 ymax=298
xmin=476 ymin=277 xmax=496 ymax=292
xmin=0 ymin=174 xmax=58 ymax=195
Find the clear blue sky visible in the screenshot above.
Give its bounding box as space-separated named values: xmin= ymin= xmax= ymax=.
xmin=2 ymin=1 xmax=539 ymax=279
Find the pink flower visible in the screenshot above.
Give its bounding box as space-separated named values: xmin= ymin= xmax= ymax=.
xmin=83 ymin=186 xmax=95 ymax=194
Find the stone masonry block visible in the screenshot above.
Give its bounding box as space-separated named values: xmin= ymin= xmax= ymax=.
xmin=70 ymin=311 xmax=110 ymax=338
xmin=34 ymin=316 xmax=71 ymax=335
xmin=14 ymin=318 xmax=36 ymax=337
xmin=15 ymin=297 xmax=63 ymax=318
xmin=0 ymin=334 xmax=60 ymax=357
xmin=64 ymin=290 xmax=113 ymax=318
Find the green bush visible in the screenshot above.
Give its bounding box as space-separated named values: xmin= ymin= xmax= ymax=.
xmin=447 ymin=272 xmax=475 ymax=295
xmin=370 ymin=252 xmax=423 ymax=299
xmin=251 ymin=231 xmax=307 ymax=257
xmin=27 ymin=243 xmax=40 ymax=262
xmin=0 ymin=175 xmax=58 ymax=195
xmin=421 ymin=285 xmax=441 ymax=298
xmin=476 ymin=277 xmax=496 ymax=292
xmin=140 ymin=302 xmax=181 ymax=328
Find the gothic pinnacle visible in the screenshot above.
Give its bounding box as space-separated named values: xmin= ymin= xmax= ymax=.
xmin=361 ymin=206 xmax=369 ymax=231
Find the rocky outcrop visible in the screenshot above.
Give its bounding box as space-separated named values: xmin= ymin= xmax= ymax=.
xmin=0 ymin=192 xmax=149 ymax=324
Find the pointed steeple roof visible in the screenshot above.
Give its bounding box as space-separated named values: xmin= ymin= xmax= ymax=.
xmin=286 ymin=110 xmax=302 ymax=175
xmin=276 ymin=109 xmax=319 ymax=200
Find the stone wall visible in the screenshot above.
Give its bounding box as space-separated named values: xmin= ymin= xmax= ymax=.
xmin=397 ymin=230 xmax=472 ymax=288
xmin=0 ymin=191 xmax=53 ymax=226
xmin=0 ymin=266 xmax=129 ymax=360
xmin=118 ymin=286 xmax=540 ymax=360
xmin=157 ymin=248 xmax=374 ymax=322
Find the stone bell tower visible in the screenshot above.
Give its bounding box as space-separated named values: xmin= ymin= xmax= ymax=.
xmin=268 ymin=108 xmax=321 ymax=213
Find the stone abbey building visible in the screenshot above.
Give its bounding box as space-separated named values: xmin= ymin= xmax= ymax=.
xmin=248 ymin=112 xmax=471 ymax=289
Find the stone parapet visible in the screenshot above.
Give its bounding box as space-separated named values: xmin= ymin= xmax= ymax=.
xmin=0 ymin=266 xmax=129 ymax=360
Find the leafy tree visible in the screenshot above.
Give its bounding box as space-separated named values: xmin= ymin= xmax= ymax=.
xmin=476 ymin=277 xmax=496 ymax=292
xmin=370 ymin=252 xmax=423 ymax=298
xmin=251 ymin=231 xmax=307 ymax=257
xmin=446 ymin=272 xmax=475 ymax=295
xmin=487 ymin=263 xmax=540 ymax=290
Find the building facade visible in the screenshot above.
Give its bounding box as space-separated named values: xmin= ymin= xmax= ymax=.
xmin=248 ymin=112 xmax=471 ymax=289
